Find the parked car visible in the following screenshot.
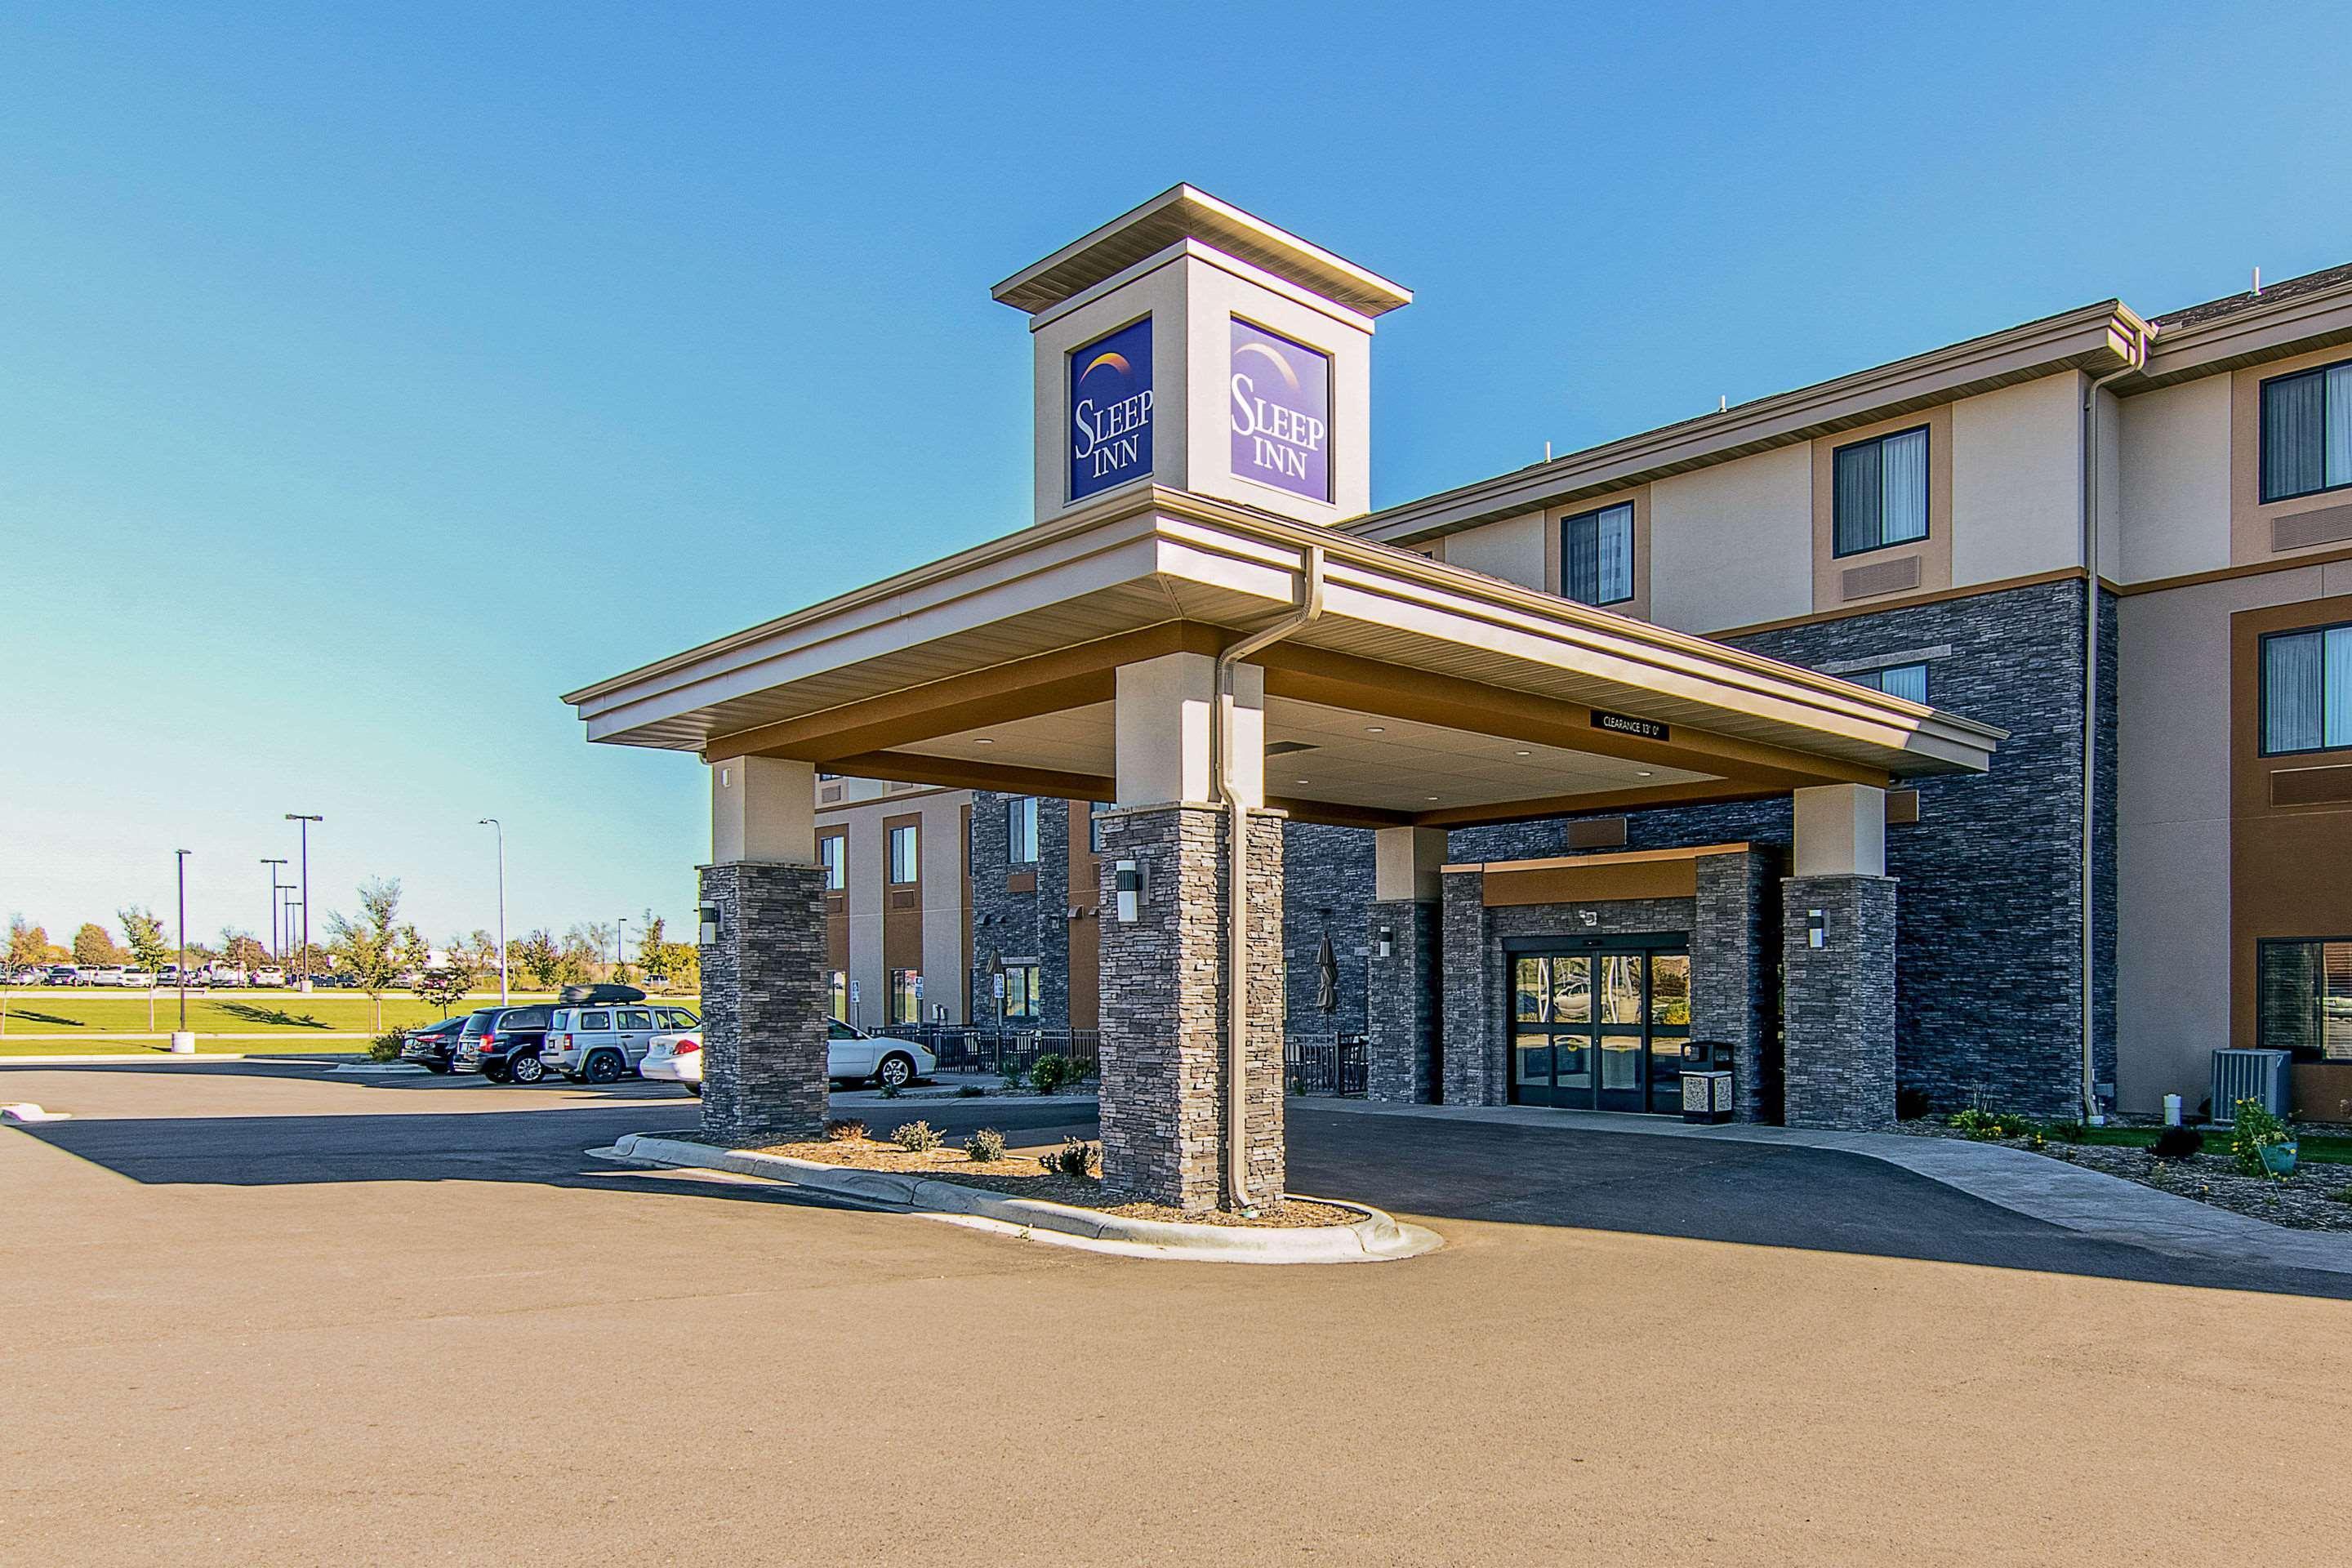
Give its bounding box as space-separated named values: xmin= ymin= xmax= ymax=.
xmin=399 ymin=1014 xmax=468 ymax=1074
xmin=9 ymin=967 xmax=42 ymax=985
xmin=203 ymin=964 xmax=246 ymax=986
xmin=639 ymin=1019 xmax=933 ymax=1096
xmin=249 ymin=966 xmax=288 ymax=987
xmin=451 ymin=1004 xmax=556 ymax=1084
xmin=85 ymin=966 xmax=127 ymax=987
xmin=46 ymin=964 xmax=82 ymax=987
xmin=118 ymin=969 xmax=157 ymax=989
xmin=542 ymin=1003 xmax=702 ymax=1083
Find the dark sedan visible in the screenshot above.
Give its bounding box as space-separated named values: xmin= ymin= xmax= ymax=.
xmin=451 ymin=1004 xmax=555 ymax=1085
xmin=399 ymin=1014 xmax=467 ymax=1073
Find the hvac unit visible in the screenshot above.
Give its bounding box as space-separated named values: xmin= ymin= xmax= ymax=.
xmin=2210 ymin=1049 xmax=2292 ymax=1125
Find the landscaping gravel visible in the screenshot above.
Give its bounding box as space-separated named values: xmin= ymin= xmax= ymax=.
xmin=1897 ymin=1121 xmax=2352 ymax=1233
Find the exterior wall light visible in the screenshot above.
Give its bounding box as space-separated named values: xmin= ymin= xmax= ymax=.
xmin=1115 ymin=860 xmax=1144 ymax=924
xmin=1374 ymin=925 xmax=1394 ymax=960
xmin=1806 ymin=908 xmax=1826 ymax=950
xmin=699 ymin=902 xmax=722 ymax=946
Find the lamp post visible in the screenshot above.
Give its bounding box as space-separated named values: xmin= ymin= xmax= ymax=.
xmin=274 ymin=881 xmax=296 ymax=976
xmin=478 ymin=819 xmax=507 ymax=1005
xmin=260 ymin=858 xmax=287 ymax=961
xmin=614 ymin=917 xmax=627 ymax=984
xmin=171 ymin=849 xmax=194 ymax=1054
xmin=285 ymin=814 xmax=321 ymax=992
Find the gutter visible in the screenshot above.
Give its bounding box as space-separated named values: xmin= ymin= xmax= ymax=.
xmin=2078 ymin=320 xmax=2154 ymax=1125
xmin=1209 ymin=544 xmax=1325 ymax=1214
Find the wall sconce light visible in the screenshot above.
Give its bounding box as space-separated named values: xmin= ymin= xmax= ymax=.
xmin=1115 ymin=860 xmax=1144 ymax=924
xmin=1806 ymin=908 xmax=1826 ymax=950
xmin=698 ymin=902 xmax=722 ymax=946
xmin=1374 ymin=925 xmax=1395 ymax=960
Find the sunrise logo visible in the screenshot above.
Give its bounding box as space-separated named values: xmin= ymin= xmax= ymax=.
xmin=1069 ymin=319 xmax=1154 ymax=501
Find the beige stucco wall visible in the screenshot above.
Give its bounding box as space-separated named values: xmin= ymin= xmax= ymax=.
xmin=2118 ymin=375 xmax=2232 ymax=584
xmin=817 ymin=786 xmax=972 ymax=1028
xmin=1950 ymin=372 xmax=2083 ymax=588
xmin=1648 ymin=443 xmax=1813 ymax=633
xmin=1439 ymin=510 xmax=1547 ymax=591
xmin=2114 ymin=566 xmax=2327 ymax=1111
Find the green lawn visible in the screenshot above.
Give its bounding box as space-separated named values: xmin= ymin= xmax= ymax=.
xmin=2071 ymin=1125 xmax=2352 ymax=1165
xmin=0 ymin=991 xmax=698 ymax=1044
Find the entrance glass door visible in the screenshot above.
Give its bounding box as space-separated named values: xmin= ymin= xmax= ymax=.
xmin=1509 ymin=938 xmax=1690 ymax=1113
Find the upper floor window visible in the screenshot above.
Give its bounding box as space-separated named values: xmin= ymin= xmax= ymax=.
xmin=1831 ymin=427 xmax=1929 ymax=556
xmin=819 ymin=833 xmax=845 ymax=891
xmin=888 ymin=822 xmax=920 ymax=884
xmin=1561 ymin=503 xmax=1634 ymax=607
xmin=2260 ymin=359 xmax=2352 ymax=503
xmin=1006 ymin=796 xmax=1040 ymax=864
xmin=2261 ymin=621 xmax=2352 ymax=755
xmin=1851 ymin=662 xmax=1930 ymax=706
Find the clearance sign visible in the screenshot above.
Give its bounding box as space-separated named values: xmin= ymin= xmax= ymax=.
xmin=1069 ymin=318 xmax=1154 ymax=501
xmin=1229 ymin=319 xmax=1330 ymax=502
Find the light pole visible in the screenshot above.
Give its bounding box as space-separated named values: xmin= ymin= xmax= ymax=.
xmin=478 ymin=819 xmax=507 ymax=1005
xmin=285 ymin=813 xmax=321 ymax=992
xmin=274 ymin=881 xmax=296 ymax=974
xmin=614 ymin=917 xmax=627 ymax=984
xmin=260 ymin=858 xmax=287 ymax=961
xmin=171 ymin=849 xmax=194 ymax=1054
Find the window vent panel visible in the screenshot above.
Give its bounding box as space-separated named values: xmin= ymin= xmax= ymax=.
xmin=1842 ymin=555 xmax=1921 ymax=601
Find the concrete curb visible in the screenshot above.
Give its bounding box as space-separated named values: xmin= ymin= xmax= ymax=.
xmin=1295 ymin=1098 xmax=2352 ymax=1277
xmin=596 ymin=1133 xmax=1441 ymax=1265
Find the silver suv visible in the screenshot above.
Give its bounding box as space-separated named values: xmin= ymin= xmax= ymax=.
xmin=542 ymin=1003 xmax=702 ymax=1084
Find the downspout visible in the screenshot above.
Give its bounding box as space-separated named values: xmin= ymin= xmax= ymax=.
xmin=1211 ymin=543 xmax=1325 ymax=1213
xmin=2079 ymin=319 xmax=2153 ymax=1125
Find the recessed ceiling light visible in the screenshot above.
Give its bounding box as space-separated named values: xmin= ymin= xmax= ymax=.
xmin=1295 ymin=778 xmax=1310 ymax=786
xmin=1515 ymin=750 xmax=1531 ymax=757
xmin=974 ymin=737 xmax=994 ymax=745
xmin=1427 ymin=795 xmax=1440 ymax=802
xmin=1365 ymin=725 xmax=1386 ymax=734
xmin=1636 ymin=769 xmax=1652 ymax=777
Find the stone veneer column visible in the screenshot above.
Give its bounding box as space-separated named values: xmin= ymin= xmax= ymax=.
xmin=1094 ymin=804 xmax=1285 ymax=1212
xmin=1693 ymin=849 xmax=1776 ymax=1123
xmin=698 ymin=859 xmax=831 ymax=1146
xmin=1367 ymin=900 xmax=1441 ymax=1103
xmin=1780 ymin=874 xmax=1897 ymax=1130
xmin=1439 ymin=865 xmax=1505 ymax=1106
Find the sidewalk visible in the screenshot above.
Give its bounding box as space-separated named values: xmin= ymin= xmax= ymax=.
xmin=1294 ymin=1098 xmax=2352 ymax=1277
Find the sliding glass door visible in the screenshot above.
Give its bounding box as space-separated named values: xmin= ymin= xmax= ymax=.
xmin=1509 ymin=936 xmax=1690 ymax=1113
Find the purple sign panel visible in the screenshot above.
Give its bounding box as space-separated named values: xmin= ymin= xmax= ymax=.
xmin=1229 ymin=319 xmax=1330 ymax=502
xmin=1068 ymin=318 xmax=1154 ymax=501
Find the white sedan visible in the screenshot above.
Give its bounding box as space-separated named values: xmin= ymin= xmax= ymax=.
xmin=639 ymin=1022 xmax=936 ymax=1097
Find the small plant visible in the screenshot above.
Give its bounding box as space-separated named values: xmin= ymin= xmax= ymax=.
xmin=999 ymin=1061 xmax=1027 ymax=1093
xmin=1895 ymin=1086 xmax=1932 ymax=1122
xmin=823 ymin=1117 xmax=867 ymax=1143
xmin=2025 ymin=1130 xmax=2048 ymax=1153
xmin=1949 ymin=1102 xmax=2041 ymax=1143
xmin=890 ymin=1119 xmax=942 ymax=1152
xmin=2328 ymin=1187 xmax=2352 ymax=1206
xmin=1040 ymin=1137 xmax=1100 ymax=1178
xmin=964 ymin=1128 xmax=1006 ymax=1162
xmin=2055 ymin=1120 xmax=2090 ymax=1144
xmin=2228 ymin=1099 xmax=2292 ymax=1178
xmin=878 ymin=1079 xmax=901 ymax=1099
xmin=368 ymin=1029 xmax=407 ymax=1063
xmin=956 ymin=1085 xmax=986 ymax=1098
xmin=2150 ymin=1125 xmax=2203 ymax=1160
xmin=1030 ymin=1053 xmax=1071 ymax=1095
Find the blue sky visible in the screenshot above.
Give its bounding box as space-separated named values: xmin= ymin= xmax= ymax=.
xmin=6 ymin=0 xmax=2350 ymax=949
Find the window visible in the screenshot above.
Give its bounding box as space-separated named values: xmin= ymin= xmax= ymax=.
xmin=2259 ymin=359 xmax=2352 ymax=502
xmin=618 ymin=1009 xmax=652 ymax=1031
xmin=820 ymin=833 xmax=845 ymax=891
xmin=1561 ymin=502 xmax=1634 ymax=607
xmin=2257 ymin=939 xmax=2352 ymax=1061
xmin=1089 ymin=800 xmax=1110 ymax=854
xmin=2261 ymin=621 xmax=2352 ymax=755
xmin=1852 ymin=662 xmax=1930 ymax=705
xmin=658 ymin=1008 xmax=697 ymax=1028
xmin=888 ymin=823 xmax=920 ymax=884
xmin=1006 ymin=796 xmax=1040 ymax=864
xmin=828 ymin=970 xmax=846 ymax=1022
xmin=1000 ymin=961 xmax=1042 ymax=1022
xmin=1831 ymin=427 xmax=1930 ymax=556
xmin=889 ymin=969 xmax=922 ymax=1025
xmin=579 ymin=1009 xmax=611 ymax=1031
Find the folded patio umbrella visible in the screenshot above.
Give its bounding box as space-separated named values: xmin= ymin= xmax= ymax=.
xmin=1315 ymin=933 xmax=1339 ymax=1013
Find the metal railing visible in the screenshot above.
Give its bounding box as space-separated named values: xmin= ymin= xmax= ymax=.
xmin=881 ymin=1023 xmax=1368 ymax=1098
xmin=1285 ymin=1032 xmax=1369 ymax=1098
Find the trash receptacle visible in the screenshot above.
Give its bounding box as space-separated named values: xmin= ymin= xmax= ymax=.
xmin=1680 ymin=1040 xmax=1735 ymax=1125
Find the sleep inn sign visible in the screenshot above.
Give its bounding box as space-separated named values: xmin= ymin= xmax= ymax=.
xmin=1068 ymin=317 xmax=1153 ymax=501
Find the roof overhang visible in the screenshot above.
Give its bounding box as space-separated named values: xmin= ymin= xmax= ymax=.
xmin=1350 ymin=300 xmax=2150 ymax=546
xmin=563 ymin=490 xmax=2002 ymax=831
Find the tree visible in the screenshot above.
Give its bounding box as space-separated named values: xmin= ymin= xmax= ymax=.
xmin=7 ymin=916 xmax=48 ymax=973
xmin=416 ymin=951 xmax=476 ymax=1016
xmin=326 ymin=879 xmax=407 ymax=1033
xmin=220 ymin=932 xmax=269 ymax=973
xmin=512 ymin=930 xmax=560 ymax=990
xmin=635 ymin=913 xmax=668 ymax=981
xmin=119 ymin=906 xmax=172 ymax=974
xmin=558 ymin=925 xmax=604 ymax=987
xmin=73 ymin=923 xmax=127 ymax=967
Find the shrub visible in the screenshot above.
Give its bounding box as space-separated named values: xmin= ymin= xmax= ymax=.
xmin=2229 ymin=1099 xmax=2292 ymax=1178
xmin=1895 ymin=1086 xmax=1932 ymax=1122
xmin=369 ymin=1030 xmax=407 ymax=1063
xmin=2150 ymin=1125 xmax=2203 ymax=1160
xmin=1030 ymin=1054 xmax=1071 ymax=1095
xmin=823 ymin=1118 xmax=867 ymax=1143
xmin=999 ymin=1062 xmax=1027 ymax=1093
xmin=2329 ymin=1187 xmax=2352 ymax=1206
xmin=964 ymin=1128 xmax=1006 ymax=1162
xmin=956 ymin=1085 xmax=986 ymax=1098
xmin=1041 ymin=1138 xmax=1099 ymax=1178
xmin=890 ymin=1119 xmax=942 ymax=1153
xmin=1949 ymin=1104 xmax=2041 ymax=1143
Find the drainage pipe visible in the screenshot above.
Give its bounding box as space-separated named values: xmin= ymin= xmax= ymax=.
xmin=1209 ymin=543 xmax=1325 ymax=1214
xmin=2078 ymin=318 xmax=2153 ymax=1125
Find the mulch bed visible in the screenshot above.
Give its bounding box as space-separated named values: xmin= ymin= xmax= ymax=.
xmin=1897 ymin=1121 xmax=2352 ymax=1233
xmin=710 ymin=1133 xmax=1362 ymax=1229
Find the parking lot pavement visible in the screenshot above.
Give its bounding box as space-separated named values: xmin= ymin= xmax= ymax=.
xmin=7 ymin=1065 xmax=2352 ymax=1567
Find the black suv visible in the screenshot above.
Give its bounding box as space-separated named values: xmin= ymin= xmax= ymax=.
xmin=451 ymin=1004 xmax=556 ymax=1084
xmin=399 ymin=1014 xmax=467 ymax=1073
